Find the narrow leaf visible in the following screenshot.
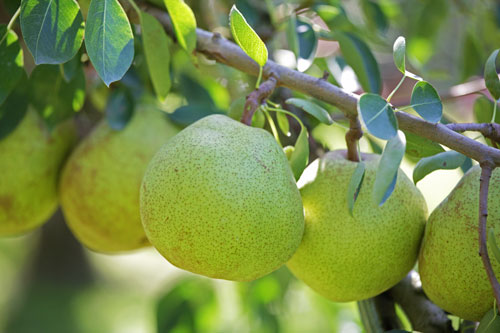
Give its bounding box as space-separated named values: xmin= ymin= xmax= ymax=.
xmin=393 ymin=36 xmax=405 ymax=74
xmin=286 ymin=98 xmax=333 ymax=125
xmin=20 ymin=0 xmax=84 ymax=64
xmin=296 ymin=17 xmax=317 ymax=72
xmin=484 ymin=49 xmax=500 ymax=101
xmin=358 ymin=93 xmax=398 ymax=140
xmin=276 ymin=112 xmax=290 ymax=136
xmin=334 ymin=31 xmax=382 ymax=93
xmin=289 ymin=125 xmax=309 ymax=181
xmin=164 ymin=0 xmax=196 ymax=54
xmin=361 ymin=0 xmax=388 ymax=34
xmin=0 ymin=25 xmax=24 ymax=106
xmin=0 ymin=73 xmax=29 ymax=140
xmin=488 ymin=228 xmax=500 ymax=265
xmin=230 ymin=5 xmax=268 ymax=67
xmin=106 ymin=88 xmax=135 ymax=130
xmin=412 ymin=150 xmax=466 ymax=184
xmin=404 ymin=131 xmax=444 ymax=158
xmin=61 ymin=54 xmax=81 ymax=82
xmin=474 ymin=96 xmax=500 ymax=124
xmin=168 ymin=104 xmax=223 ymax=127
xmin=85 ymin=0 xmax=134 ymax=86
xmin=140 ymin=11 xmax=171 ymax=101
xmin=373 ymin=131 xmax=406 ymax=206
xmin=477 ymin=308 xmax=500 ymax=333
xmin=286 ymin=12 xmax=299 ymax=60
xmin=410 ymin=81 xmax=442 ymax=123
xmin=347 ymin=161 xmax=366 ymax=216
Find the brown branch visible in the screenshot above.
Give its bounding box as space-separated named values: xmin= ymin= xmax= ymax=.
xmin=242 ymin=74 xmax=278 ymax=125
xmin=447 ymin=123 xmax=500 ymax=143
xmin=345 ymin=118 xmax=363 ymax=162
xmin=478 ymin=163 xmax=500 ymax=309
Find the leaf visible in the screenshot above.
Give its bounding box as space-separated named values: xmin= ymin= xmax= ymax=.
xmin=286 ymin=98 xmax=333 ymax=125
xmin=20 ymin=0 xmax=84 ymax=64
xmin=393 ymin=36 xmax=405 ymax=74
xmin=276 ymin=112 xmax=290 ymax=136
xmin=404 ymin=131 xmax=444 ymax=158
xmin=412 ymin=150 xmax=466 ymax=184
xmin=0 ymin=73 xmax=29 ymax=140
xmin=229 ymin=5 xmax=268 ymax=67
xmin=477 ymin=307 xmax=500 ymax=333
xmin=488 ymin=228 xmax=500 ymax=265
xmin=286 ymin=12 xmax=299 ymax=60
xmin=0 ymin=25 xmax=24 ymax=106
xmin=84 ymin=0 xmax=134 ymax=86
xmin=29 ymin=64 xmax=85 ymax=129
xmin=140 ymin=11 xmax=171 ymax=102
xmin=484 ymin=49 xmax=500 ymax=101
xmin=373 ymin=131 xmax=406 ymax=206
xmin=164 ymin=0 xmax=196 ymax=55
xmin=168 ymin=104 xmax=223 ymax=127
xmin=106 ymin=88 xmax=135 ymax=130
xmin=296 ymin=17 xmax=317 ymax=72
xmin=358 ymin=93 xmax=398 ymax=140
xmin=60 ymin=53 xmax=80 ymax=82
xmin=347 ymin=161 xmax=365 ymax=216
xmin=178 ymin=74 xmax=214 ymax=107
xmin=410 ymin=81 xmax=443 ymax=123
xmin=333 ymin=31 xmax=382 ymax=94
xmin=289 ymin=125 xmax=309 ymax=181
xmin=474 ymin=96 xmax=500 ymax=124
xmin=361 ymin=0 xmax=388 ymax=34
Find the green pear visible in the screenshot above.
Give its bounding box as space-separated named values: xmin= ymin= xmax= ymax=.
xmin=419 ymin=165 xmax=500 ymax=321
xmin=0 ymin=110 xmax=76 ymax=236
xmin=287 ymin=150 xmax=427 ymax=302
xmin=60 ymin=105 xmax=179 ymax=253
xmin=140 ymin=114 xmax=304 ymax=281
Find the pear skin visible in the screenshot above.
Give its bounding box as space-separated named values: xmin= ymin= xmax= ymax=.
xmin=140 ymin=114 xmax=305 ymax=281
xmin=419 ymin=165 xmax=500 ymax=321
xmin=60 ymin=106 xmax=179 ymax=252
xmin=0 ymin=110 xmax=76 ymax=236
xmin=287 ymin=150 xmax=427 ymax=302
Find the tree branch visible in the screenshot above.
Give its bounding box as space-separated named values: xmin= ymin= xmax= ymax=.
xmin=478 ymin=163 xmax=500 ymax=308
xmin=447 ymin=123 xmax=500 ymax=143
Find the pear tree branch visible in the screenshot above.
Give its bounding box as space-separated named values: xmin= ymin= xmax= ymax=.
xmin=478 ymin=163 xmax=500 ymax=308
xmin=447 ymin=123 xmax=500 ymax=144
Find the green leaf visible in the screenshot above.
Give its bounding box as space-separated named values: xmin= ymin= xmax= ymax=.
xmin=347 ymin=161 xmax=365 ymax=216
xmin=0 ymin=25 xmax=24 ymax=106
xmin=393 ymin=36 xmax=405 ymax=74
xmin=229 ymin=5 xmax=268 ymax=67
xmin=289 ymin=125 xmax=309 ymax=181
xmin=358 ymin=93 xmax=398 ymax=140
xmin=373 ymin=131 xmax=406 ymax=206
xmin=333 ymin=31 xmax=381 ymax=93
xmin=164 ymin=0 xmax=197 ymax=55
xmin=0 ymin=73 xmax=29 ymax=140
xmin=488 ymin=228 xmax=500 ymax=265
xmin=84 ymin=0 xmax=134 ymax=86
xmin=106 ymin=88 xmax=135 ymax=130
xmin=140 ymin=11 xmax=171 ymax=102
xmin=361 ymin=0 xmax=388 ymax=33
xmin=410 ymin=81 xmax=442 ymax=123
xmin=412 ymin=150 xmax=466 ymax=184
xmin=286 ymin=12 xmax=299 ymax=60
xmin=296 ymin=17 xmax=317 ymax=72
xmin=484 ymin=49 xmax=500 ymax=101
xmin=404 ymin=131 xmax=444 ymax=158
xmin=20 ymin=0 xmax=84 ymax=64
xmin=286 ymin=98 xmax=333 ymax=125
xmin=474 ymin=96 xmax=500 ymax=124
xmin=168 ymin=104 xmax=223 ymax=127
xmin=29 ymin=64 xmax=85 ymax=128
xmin=276 ymin=112 xmax=290 ymax=136
xmin=477 ymin=307 xmax=500 ymax=333
xmin=60 ymin=53 xmax=81 ymax=82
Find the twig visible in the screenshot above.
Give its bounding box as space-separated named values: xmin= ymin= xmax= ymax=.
xmin=478 ymin=163 xmax=500 ymax=309
xmin=241 ymin=74 xmax=278 ymax=125
xmin=345 ymin=118 xmax=363 ymax=162
xmin=447 ymin=123 xmax=500 ymax=144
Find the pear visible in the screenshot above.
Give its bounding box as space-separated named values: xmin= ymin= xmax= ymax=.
xmin=419 ymin=165 xmax=500 ymax=321
xmin=287 ymin=150 xmax=427 ymax=302
xmin=140 ymin=114 xmax=304 ymax=281
xmin=0 ymin=110 xmax=76 ymax=236
xmin=59 ymin=105 xmax=179 ymax=252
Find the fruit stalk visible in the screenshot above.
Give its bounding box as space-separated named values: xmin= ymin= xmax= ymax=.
xmin=345 ymin=117 xmax=363 ymax=162
xmin=241 ymin=74 xmax=278 ymax=125
xmin=478 ymin=163 xmax=500 ymax=308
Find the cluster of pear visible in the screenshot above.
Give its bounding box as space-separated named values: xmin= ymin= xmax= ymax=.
xmin=1 ymin=109 xmax=499 ymax=321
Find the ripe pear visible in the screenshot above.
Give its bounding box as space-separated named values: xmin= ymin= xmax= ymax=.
xmin=419 ymin=165 xmax=500 ymax=321
xmin=60 ymin=105 xmax=179 ymax=252
xmin=0 ymin=110 xmax=76 ymax=236
xmin=140 ymin=114 xmax=304 ymax=281
xmin=287 ymin=150 xmax=427 ymax=302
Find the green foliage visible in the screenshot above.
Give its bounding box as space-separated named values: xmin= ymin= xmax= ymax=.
xmin=358 ymin=93 xmax=398 ymax=140
xmin=474 ymin=96 xmax=500 ymax=124
xmin=164 ymin=0 xmax=197 ymax=55
xmin=410 ymin=81 xmax=442 ymax=123
xmin=0 ymin=25 xmax=23 ymax=106
xmin=412 ymin=150 xmax=466 ymax=184
xmin=0 ymin=73 xmax=28 ymax=140
xmin=485 ymin=49 xmax=500 ymax=101
xmin=105 ymin=88 xmax=135 ymax=130
xmin=285 ymin=98 xmax=333 ymax=125
xmin=404 ymin=131 xmax=444 ymax=159
xmin=347 ymin=161 xmax=365 ymax=216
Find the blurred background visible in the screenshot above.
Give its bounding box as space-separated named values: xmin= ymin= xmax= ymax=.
xmin=1 ymin=0 xmax=500 ymax=331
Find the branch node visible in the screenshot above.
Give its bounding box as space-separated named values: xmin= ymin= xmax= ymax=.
xmin=241 ymin=74 xmax=280 ymax=125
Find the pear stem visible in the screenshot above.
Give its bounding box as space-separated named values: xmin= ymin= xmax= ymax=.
xmin=241 ymin=74 xmax=278 ymax=125
xmin=345 ymin=117 xmax=363 ymax=162
xmin=478 ymin=163 xmax=500 ymax=310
